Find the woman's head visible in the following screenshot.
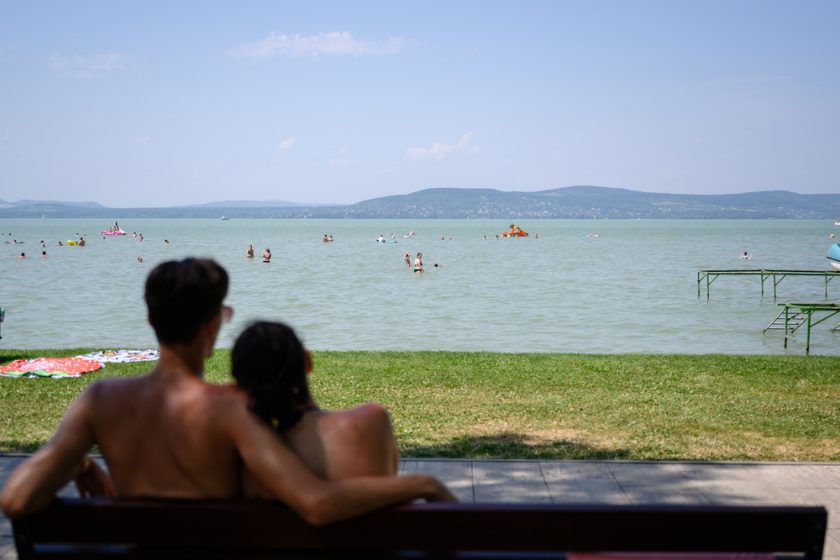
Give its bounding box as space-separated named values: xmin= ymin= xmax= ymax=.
xmin=231 ymin=321 xmax=312 ymax=431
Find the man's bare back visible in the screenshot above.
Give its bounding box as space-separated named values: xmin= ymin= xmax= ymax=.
xmin=85 ymin=363 xmax=244 ymax=498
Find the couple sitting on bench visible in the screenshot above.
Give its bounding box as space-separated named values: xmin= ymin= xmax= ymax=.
xmin=0 ymin=257 xmax=454 ymax=524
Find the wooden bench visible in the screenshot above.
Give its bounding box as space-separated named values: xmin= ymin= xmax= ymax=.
xmin=12 ymin=498 xmax=827 ymax=559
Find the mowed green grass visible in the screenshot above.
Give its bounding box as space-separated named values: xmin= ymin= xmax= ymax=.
xmin=1 ymin=349 xmax=838 ymax=460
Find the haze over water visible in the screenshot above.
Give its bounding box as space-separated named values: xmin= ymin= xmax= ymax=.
xmin=1 ymin=218 xmax=839 ymax=355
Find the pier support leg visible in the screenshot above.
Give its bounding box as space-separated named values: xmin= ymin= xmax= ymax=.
xmin=806 ymin=311 xmax=812 ymax=355
xmin=783 ymin=307 xmax=789 ymax=349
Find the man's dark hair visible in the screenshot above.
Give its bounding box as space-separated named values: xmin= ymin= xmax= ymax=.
xmin=231 ymin=321 xmax=312 ymax=432
xmin=145 ymin=258 xmax=229 ymax=345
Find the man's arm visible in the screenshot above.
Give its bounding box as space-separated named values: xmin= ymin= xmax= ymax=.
xmin=74 ymin=457 xmax=115 ymax=498
xmin=227 ymin=400 xmax=455 ymax=526
xmin=0 ymin=388 xmax=98 ymax=518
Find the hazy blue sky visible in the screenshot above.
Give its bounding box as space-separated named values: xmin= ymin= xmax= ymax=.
xmin=1 ymin=1 xmax=839 ymax=207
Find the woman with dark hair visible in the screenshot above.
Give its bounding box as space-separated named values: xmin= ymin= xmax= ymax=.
xmin=232 ymin=322 xmax=398 ymax=492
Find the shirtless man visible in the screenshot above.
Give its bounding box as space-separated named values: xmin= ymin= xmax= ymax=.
xmin=413 ymin=252 xmax=423 ymax=273
xmin=0 ymin=258 xmax=454 ymax=524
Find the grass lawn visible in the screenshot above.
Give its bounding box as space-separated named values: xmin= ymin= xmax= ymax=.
xmin=1 ymin=349 xmax=838 ymax=460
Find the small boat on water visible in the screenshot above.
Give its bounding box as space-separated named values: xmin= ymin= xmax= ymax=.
xmin=827 ymin=243 xmax=840 ymax=270
xmin=835 ymin=219 xmax=840 ymax=226
xmin=221 ymin=216 xmax=230 ymax=221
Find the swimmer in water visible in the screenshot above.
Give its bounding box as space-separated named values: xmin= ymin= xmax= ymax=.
xmin=262 ymin=248 xmax=272 ymax=263
xmin=403 ymin=253 xmax=411 ymax=268
xmin=245 ymin=244 xmax=255 ymax=258
xmin=740 ymin=251 xmax=752 ymax=260
xmin=413 ymin=252 xmax=423 ymax=273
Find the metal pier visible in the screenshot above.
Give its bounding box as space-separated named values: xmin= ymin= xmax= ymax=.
xmin=763 ymin=302 xmax=840 ymax=354
xmin=697 ymin=269 xmax=840 ymax=300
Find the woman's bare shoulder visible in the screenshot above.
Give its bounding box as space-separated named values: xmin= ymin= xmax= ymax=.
xmin=320 ymin=402 xmax=392 ymax=440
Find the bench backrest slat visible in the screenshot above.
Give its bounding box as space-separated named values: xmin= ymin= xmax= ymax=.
xmin=13 ymin=499 xmax=827 ymax=560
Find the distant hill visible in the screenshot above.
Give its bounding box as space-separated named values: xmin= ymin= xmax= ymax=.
xmin=184 ymin=199 xmax=332 ymax=208
xmin=9 ymin=199 xmax=105 ymax=208
xmin=1 ymin=187 xmax=839 ymax=219
xmin=304 ymin=187 xmax=840 ymax=219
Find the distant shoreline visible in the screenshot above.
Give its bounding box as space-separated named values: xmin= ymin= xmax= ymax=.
xmin=3 ymin=186 xmax=840 ymax=220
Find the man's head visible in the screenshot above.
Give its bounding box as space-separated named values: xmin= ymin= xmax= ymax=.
xmin=145 ymin=258 xmax=229 ymax=346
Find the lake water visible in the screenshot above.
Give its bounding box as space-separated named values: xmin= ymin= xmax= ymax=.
xmin=1 ymin=218 xmax=839 ymax=355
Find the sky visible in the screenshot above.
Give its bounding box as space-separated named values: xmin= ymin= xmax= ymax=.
xmin=1 ymin=0 xmax=839 ymax=207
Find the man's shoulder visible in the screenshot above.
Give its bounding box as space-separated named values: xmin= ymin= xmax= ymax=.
xmin=84 ymin=375 xmax=145 ymax=398
xmin=198 ymin=383 xmax=252 ymax=422
xmin=201 ymin=382 xmax=247 ymax=405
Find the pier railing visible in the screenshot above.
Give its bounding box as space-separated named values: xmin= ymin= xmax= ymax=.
xmin=697 ymin=269 xmax=840 ymax=300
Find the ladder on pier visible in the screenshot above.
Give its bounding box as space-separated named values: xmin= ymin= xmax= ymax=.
xmin=764 ymin=309 xmax=808 ymax=334
xmin=763 ymin=302 xmax=840 ymax=354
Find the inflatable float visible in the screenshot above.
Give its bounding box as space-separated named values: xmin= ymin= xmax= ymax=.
xmin=501 ymin=224 xmax=528 ymax=237
xmin=827 ymin=243 xmax=840 ymax=270
xmin=101 ymin=229 xmax=127 ymax=236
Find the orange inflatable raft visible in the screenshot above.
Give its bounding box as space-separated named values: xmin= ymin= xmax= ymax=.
xmin=500 ymin=224 xmax=528 ymax=237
